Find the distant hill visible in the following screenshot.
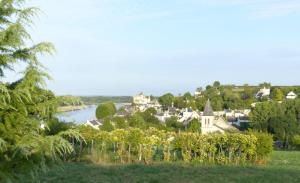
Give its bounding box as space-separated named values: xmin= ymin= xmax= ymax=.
xmin=80 ymin=96 xmax=132 ymax=105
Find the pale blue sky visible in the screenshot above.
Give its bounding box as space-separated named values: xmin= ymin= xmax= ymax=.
xmin=8 ymin=0 xmax=300 ymax=96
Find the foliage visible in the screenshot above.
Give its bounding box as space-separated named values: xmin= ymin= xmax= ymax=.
xmin=186 ymin=118 xmax=200 ymax=133
xmin=112 ymin=116 xmax=128 ymax=129
xmin=158 ymin=93 xmax=174 ymax=109
xmin=165 ymin=116 xmax=183 ymax=132
xmin=80 ymin=96 xmax=132 ymax=105
xmin=0 ymin=1 xmax=81 ymax=181
xmin=100 ymin=119 xmax=114 ymax=132
xmin=95 ymin=102 xmax=116 ymax=119
xmin=250 ymin=101 xmax=300 ymax=148
xmin=291 ymin=135 xmax=300 ymax=150
xmin=78 ymin=128 xmax=273 ymax=165
xmin=271 ymin=88 xmax=284 ymax=101
xmin=247 ymin=131 xmax=273 ymax=159
xmin=31 ymin=151 xmax=300 ymax=183
xmin=45 ymin=119 xmax=74 ymax=135
xmin=141 ymin=108 xmax=160 ymax=125
xmin=128 ymin=113 xmax=145 ymax=129
xmin=57 ymin=95 xmax=83 ymax=106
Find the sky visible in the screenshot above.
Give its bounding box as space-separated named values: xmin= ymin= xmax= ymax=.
xmin=6 ymin=0 xmax=300 ymax=96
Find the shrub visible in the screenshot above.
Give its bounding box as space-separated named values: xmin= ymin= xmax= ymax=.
xmin=78 ymin=128 xmax=273 ymax=165
xmin=96 ymin=102 xmax=116 ymax=119
xmin=248 ymin=131 xmax=273 ymax=159
xmin=292 ymin=135 xmax=300 ymax=150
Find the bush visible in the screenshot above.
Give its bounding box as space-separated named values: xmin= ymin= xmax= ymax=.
xmin=292 ymin=135 xmax=300 ymax=150
xmin=78 ymin=128 xmax=273 ymax=165
xmin=96 ymin=102 xmax=116 ymax=119
xmin=247 ymin=131 xmax=273 ymax=159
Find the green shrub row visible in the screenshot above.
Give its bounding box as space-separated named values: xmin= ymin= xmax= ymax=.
xmin=78 ymin=127 xmax=273 ymax=165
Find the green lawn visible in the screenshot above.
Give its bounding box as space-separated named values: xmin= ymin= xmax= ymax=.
xmin=34 ymin=151 xmax=300 ymax=183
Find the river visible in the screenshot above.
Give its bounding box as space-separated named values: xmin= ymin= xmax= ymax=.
xmin=57 ymin=103 xmax=127 ymax=124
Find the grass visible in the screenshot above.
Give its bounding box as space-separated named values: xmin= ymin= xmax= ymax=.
xmin=32 ymin=151 xmax=300 ymax=183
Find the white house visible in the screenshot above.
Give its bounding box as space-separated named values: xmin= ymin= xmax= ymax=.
xmin=286 ymin=91 xmax=297 ymax=100
xmin=133 ymin=92 xmax=151 ymax=105
xmin=256 ymin=87 xmax=270 ymax=99
xmin=194 ymin=89 xmax=203 ymax=98
xmin=201 ymin=100 xmax=236 ymax=134
xmin=155 ymin=111 xmax=172 ymax=122
xmin=148 ymin=99 xmax=162 ymax=111
xmin=178 ymin=108 xmax=200 ymax=123
xmin=85 ymin=119 xmax=102 ymax=130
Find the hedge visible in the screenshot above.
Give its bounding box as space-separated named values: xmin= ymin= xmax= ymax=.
xmin=79 ymin=127 xmax=273 ymax=165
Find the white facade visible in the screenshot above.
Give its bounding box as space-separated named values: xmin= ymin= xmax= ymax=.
xmin=155 ymin=111 xmax=172 ymax=122
xmin=194 ymin=91 xmax=202 ymax=98
xmin=133 ymin=92 xmax=151 ymax=105
xmin=286 ymin=91 xmax=297 ymax=100
xmin=201 ymin=115 xmax=216 ymax=134
xmin=256 ymin=87 xmax=270 ymax=98
xmin=179 ymin=108 xmax=200 ymax=123
xmin=201 ymin=100 xmax=236 ymax=134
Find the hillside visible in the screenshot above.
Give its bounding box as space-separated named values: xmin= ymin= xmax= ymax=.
xmin=80 ymin=96 xmax=132 ymax=105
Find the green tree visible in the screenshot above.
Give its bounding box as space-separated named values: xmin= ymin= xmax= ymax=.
xmin=187 ymin=119 xmax=200 ymax=133
xmin=183 ymin=92 xmax=193 ymax=101
xmin=174 ymin=96 xmax=188 ymax=109
xmin=249 ymin=102 xmax=274 ymax=132
xmin=213 ymin=81 xmax=221 ymax=88
xmin=45 ymin=119 xmax=74 ymax=135
xmin=96 ymin=102 xmax=116 ymax=119
xmin=112 ymin=117 xmax=128 ymax=129
xmin=128 ymin=113 xmax=145 ymax=129
xmin=101 ymin=119 xmax=114 ymax=132
xmin=142 ymin=108 xmax=160 ymax=125
xmin=271 ymin=88 xmax=284 ymax=101
xmin=158 ymin=93 xmax=174 ymax=109
xmin=165 ymin=116 xmax=183 ymax=132
xmin=0 ymin=1 xmax=82 ymax=181
xmin=195 ymin=97 xmax=206 ymax=111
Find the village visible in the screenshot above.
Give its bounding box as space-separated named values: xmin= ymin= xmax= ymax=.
xmin=85 ymin=87 xmax=298 ymax=134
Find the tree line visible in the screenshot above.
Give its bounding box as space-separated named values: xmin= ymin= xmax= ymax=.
xmin=159 ymin=81 xmax=300 ymax=111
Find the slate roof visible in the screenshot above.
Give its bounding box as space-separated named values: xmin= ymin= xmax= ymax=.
xmin=203 ymin=99 xmax=214 ymax=116
xmin=89 ymin=120 xmax=102 ymax=126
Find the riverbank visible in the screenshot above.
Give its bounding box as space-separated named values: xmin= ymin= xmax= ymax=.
xmin=57 ymin=105 xmax=88 ymax=112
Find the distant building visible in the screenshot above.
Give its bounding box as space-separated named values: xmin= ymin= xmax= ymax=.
xmin=194 ymin=89 xmax=203 ymax=98
xmin=133 ymin=92 xmax=162 ymax=112
xmin=155 ymin=111 xmax=172 ymax=122
xmin=178 ymin=108 xmax=200 ymax=124
xmin=133 ymin=92 xmax=151 ymax=105
xmin=85 ymin=119 xmax=102 ymax=130
xmin=286 ymin=91 xmax=297 ymax=100
xmin=227 ymin=116 xmax=250 ymax=127
xmin=256 ymin=87 xmax=270 ymax=99
xmin=201 ymin=100 xmax=236 ymax=134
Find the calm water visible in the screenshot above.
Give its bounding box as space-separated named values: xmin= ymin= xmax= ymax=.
xmin=57 ymin=103 xmax=127 ymax=124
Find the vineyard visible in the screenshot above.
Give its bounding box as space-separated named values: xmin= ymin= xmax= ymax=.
xmin=77 ymin=127 xmax=273 ymax=165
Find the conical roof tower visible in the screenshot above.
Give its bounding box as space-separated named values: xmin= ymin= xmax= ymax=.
xmin=203 ymin=99 xmax=214 ymax=116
